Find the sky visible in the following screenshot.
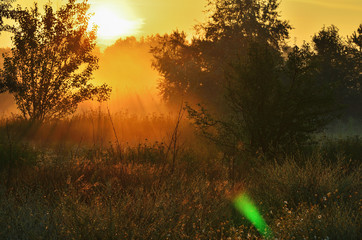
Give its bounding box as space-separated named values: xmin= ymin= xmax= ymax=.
xmin=0 ymin=0 xmax=361 ymax=48
xmin=281 ymin=0 xmax=362 ymax=44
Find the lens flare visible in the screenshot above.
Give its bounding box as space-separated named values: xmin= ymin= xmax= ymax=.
xmin=233 ymin=193 xmax=273 ymax=239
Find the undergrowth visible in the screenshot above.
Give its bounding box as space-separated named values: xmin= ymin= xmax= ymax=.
xmin=0 ymin=116 xmax=360 ymax=239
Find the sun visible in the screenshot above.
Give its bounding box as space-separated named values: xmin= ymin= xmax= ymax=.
xmin=89 ymin=5 xmax=143 ymax=42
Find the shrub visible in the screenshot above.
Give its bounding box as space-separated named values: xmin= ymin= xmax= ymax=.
xmin=0 ymin=141 xmax=38 ymax=171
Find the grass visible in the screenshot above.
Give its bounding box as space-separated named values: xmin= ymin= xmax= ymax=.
xmin=0 ymin=113 xmax=360 ymax=239
xmin=0 ymin=109 xmax=196 ymax=147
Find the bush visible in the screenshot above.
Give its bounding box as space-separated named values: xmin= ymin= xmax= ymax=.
xmin=247 ymin=154 xmax=361 ymax=239
xmin=0 ymin=141 xmax=38 ymax=171
xmin=321 ymin=136 xmax=362 ymax=164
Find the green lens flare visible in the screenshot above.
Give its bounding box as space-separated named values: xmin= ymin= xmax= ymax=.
xmin=233 ymin=194 xmax=273 ymax=239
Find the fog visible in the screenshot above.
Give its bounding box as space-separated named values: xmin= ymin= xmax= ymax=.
xmin=0 ymin=36 xmax=168 ymax=117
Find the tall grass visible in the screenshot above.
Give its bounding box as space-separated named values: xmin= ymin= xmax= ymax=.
xmin=0 ymin=114 xmax=360 ymax=239
xmin=0 ymin=110 xmax=196 ymax=148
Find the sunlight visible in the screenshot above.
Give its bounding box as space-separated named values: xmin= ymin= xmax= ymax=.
xmin=89 ymin=5 xmax=143 ymax=41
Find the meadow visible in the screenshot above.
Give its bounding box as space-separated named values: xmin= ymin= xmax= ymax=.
xmin=0 ymin=0 xmax=361 ymax=239
xmin=0 ymin=111 xmax=360 ymax=239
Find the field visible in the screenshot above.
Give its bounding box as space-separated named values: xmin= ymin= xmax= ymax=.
xmin=0 ymin=112 xmax=360 ymax=239
xmin=1 ymin=0 xmax=361 ymax=239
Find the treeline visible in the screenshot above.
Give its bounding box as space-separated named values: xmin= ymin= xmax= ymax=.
xmin=0 ymin=0 xmax=361 ymax=156
xmin=151 ymin=0 xmax=362 ymax=155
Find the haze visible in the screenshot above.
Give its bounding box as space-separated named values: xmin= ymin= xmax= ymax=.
xmin=0 ymin=0 xmax=361 ymax=47
xmin=0 ymin=0 xmax=361 ymax=115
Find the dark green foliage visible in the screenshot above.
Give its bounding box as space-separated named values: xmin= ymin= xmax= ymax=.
xmin=350 ymin=24 xmax=362 ymax=51
xmin=201 ymin=0 xmax=291 ymax=45
xmin=0 ymin=0 xmax=111 ymax=121
xmin=151 ymin=0 xmax=291 ymax=107
xmin=0 ymin=120 xmax=38 ymax=171
xmin=312 ymin=25 xmax=362 ymax=119
xmin=187 ymin=43 xmax=339 ymax=155
xmin=153 ymin=1 xmax=342 ymax=156
xmin=0 ymin=141 xmax=38 ymax=171
xmin=321 ymin=136 xmax=362 ymax=164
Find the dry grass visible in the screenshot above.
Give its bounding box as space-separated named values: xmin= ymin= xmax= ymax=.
xmin=0 ymin=114 xmax=360 ymax=239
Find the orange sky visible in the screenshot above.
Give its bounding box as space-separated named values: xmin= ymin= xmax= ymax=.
xmin=0 ymin=0 xmax=361 ymax=47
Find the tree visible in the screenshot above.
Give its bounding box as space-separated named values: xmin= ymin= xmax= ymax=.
xmin=0 ymin=0 xmax=111 ymax=121
xmin=0 ymin=0 xmax=13 ymax=29
xmin=0 ymin=0 xmax=19 ymax=36
xmin=152 ymin=0 xmax=339 ymax=155
xmin=312 ymin=25 xmax=362 ymax=119
xmin=151 ymin=0 xmax=291 ymax=108
xmin=187 ymin=42 xmax=338 ymax=155
xmin=200 ymin=0 xmax=291 ymax=45
xmin=350 ymin=24 xmax=362 ymax=52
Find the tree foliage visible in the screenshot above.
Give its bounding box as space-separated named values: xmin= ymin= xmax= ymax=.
xmin=187 ymin=43 xmax=338 ymax=155
xmin=312 ymin=25 xmax=362 ymax=119
xmin=0 ymin=0 xmax=16 ymax=33
xmin=152 ymin=0 xmax=346 ymax=156
xmin=0 ymin=0 xmax=111 ymax=121
xmin=151 ymin=0 xmax=291 ymax=108
xmin=201 ymin=0 xmax=291 ymax=45
xmin=350 ymin=24 xmax=362 ymax=51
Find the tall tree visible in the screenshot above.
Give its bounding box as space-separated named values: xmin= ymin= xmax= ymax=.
xmin=187 ymin=43 xmax=338 ymax=155
xmin=313 ymin=25 xmax=362 ymax=119
xmin=0 ymin=0 xmax=111 ymax=121
xmin=200 ymin=0 xmax=290 ymax=45
xmin=0 ymin=0 xmax=16 ymax=33
xmin=153 ymin=0 xmax=341 ymax=156
xmin=350 ymin=24 xmax=362 ymax=52
xmin=151 ymin=0 xmax=291 ymax=108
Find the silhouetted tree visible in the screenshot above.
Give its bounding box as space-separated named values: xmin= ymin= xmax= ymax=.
xmin=0 ymin=0 xmax=111 ymax=121
xmin=187 ymin=43 xmax=338 ymax=155
xmin=312 ymin=25 xmax=362 ymax=119
xmin=350 ymin=24 xmax=362 ymax=51
xmin=151 ymin=0 xmax=291 ymax=108
xmin=0 ymin=0 xmax=17 ymax=33
xmin=0 ymin=0 xmax=12 ymax=26
xmin=152 ymin=1 xmax=352 ymax=157
xmin=200 ymin=0 xmax=291 ymax=45
xmin=152 ymin=31 xmax=213 ymax=105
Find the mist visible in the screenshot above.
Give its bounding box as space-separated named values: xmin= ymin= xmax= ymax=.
xmin=80 ymin=36 xmax=169 ymax=115
xmin=0 ymin=36 xmax=169 ymax=117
